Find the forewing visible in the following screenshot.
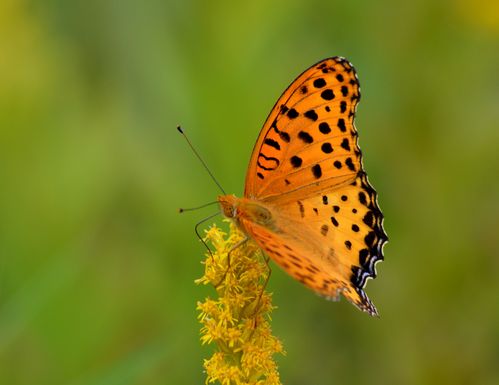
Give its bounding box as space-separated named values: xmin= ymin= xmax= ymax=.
xmin=244 ymin=57 xmax=361 ymax=200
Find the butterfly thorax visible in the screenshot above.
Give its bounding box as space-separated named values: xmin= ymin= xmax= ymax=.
xmin=218 ymin=195 xmax=275 ymax=230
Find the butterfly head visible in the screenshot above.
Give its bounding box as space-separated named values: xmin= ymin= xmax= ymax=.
xmin=218 ymin=194 xmax=238 ymax=218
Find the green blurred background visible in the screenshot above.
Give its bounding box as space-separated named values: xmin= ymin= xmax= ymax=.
xmin=1 ymin=0 xmax=498 ymax=384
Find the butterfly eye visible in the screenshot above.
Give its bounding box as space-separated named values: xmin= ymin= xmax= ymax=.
xmin=219 ymin=198 xmax=236 ymax=218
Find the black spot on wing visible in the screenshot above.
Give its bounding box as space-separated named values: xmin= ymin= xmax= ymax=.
xmin=312 ymin=164 xmax=322 ymax=178
xmin=358 ymin=192 xmax=367 ymax=205
xmin=290 ymin=156 xmax=302 ymax=168
xmin=298 ymin=131 xmax=313 ymax=143
xmin=304 ymin=110 xmax=318 ymax=121
xmin=363 ymin=211 xmax=374 ymax=227
xmin=364 ymin=231 xmax=376 ymax=247
xmin=319 ymin=122 xmax=331 ymax=134
xmin=337 ymin=118 xmax=346 ymax=132
xmin=264 ymin=138 xmax=280 ymax=150
xmin=321 ymin=143 xmax=333 ymax=153
xmin=287 ymin=108 xmax=299 ymax=119
xmin=279 ymin=131 xmax=290 ymax=142
xmin=297 ymin=201 xmax=305 ymax=218
xmin=321 ymin=89 xmax=335 ymax=100
xmin=345 ymin=157 xmax=355 ymax=171
xmin=313 ymin=78 xmax=326 ymax=88
xmin=340 ymin=138 xmax=350 ymax=151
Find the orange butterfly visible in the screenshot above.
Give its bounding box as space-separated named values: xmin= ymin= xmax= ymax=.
xmin=218 ymin=57 xmax=387 ymax=316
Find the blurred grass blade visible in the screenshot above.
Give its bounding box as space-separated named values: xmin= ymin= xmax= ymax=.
xmin=0 ymin=243 xmax=85 ymax=351
xmin=65 ymin=337 xmax=177 ymax=385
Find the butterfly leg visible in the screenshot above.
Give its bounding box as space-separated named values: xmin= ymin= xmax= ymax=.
xmin=247 ymin=255 xmax=272 ymax=330
xmin=258 ymin=255 xmax=272 ymax=303
xmin=213 ymin=235 xmax=249 ymax=288
xmin=194 ymin=212 xmax=220 ymax=262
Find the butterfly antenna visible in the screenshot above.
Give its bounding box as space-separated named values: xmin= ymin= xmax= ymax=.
xmin=179 ymin=201 xmax=219 ymax=213
xmin=177 ymin=126 xmax=226 ymax=195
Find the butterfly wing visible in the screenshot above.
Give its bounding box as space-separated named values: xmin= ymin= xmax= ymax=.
xmin=242 ymin=57 xmax=387 ymax=315
xmin=245 ymin=57 xmax=362 ymax=200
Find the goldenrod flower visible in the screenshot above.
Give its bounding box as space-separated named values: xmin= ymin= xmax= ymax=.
xmin=196 ymin=222 xmax=285 ymax=385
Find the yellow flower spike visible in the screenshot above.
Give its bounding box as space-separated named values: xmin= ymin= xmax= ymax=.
xmin=197 ymin=222 xmax=284 ymax=385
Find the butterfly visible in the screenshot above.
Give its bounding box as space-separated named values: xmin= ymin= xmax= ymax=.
xmin=218 ymin=57 xmax=387 ymax=316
